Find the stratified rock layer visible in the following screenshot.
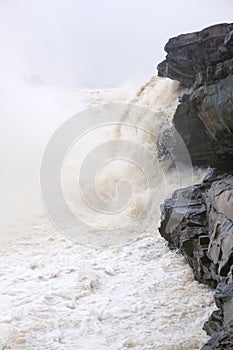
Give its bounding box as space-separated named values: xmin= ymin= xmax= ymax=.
xmin=159 ymin=174 xmax=233 ymax=349
xmin=157 ymin=23 xmax=233 ymax=170
xmin=173 ymin=75 xmax=233 ymax=169
xmin=158 ymin=22 xmax=233 ymax=350
xmin=157 ymin=23 xmax=233 ymax=88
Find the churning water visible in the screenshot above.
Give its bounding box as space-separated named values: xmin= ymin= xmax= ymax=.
xmin=0 ymin=76 xmax=215 ymax=350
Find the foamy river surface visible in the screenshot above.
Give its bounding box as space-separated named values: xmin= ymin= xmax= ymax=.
xmin=0 ymin=218 xmax=215 ymax=350
xmin=0 ymin=78 xmax=215 ymax=349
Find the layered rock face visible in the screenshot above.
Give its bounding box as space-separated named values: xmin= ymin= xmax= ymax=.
xmin=158 ymin=23 xmax=233 ymax=350
xmin=160 ymin=175 xmax=233 ymax=287
xmin=158 ymin=23 xmax=233 ymax=170
xmin=159 ymin=174 xmax=233 ymax=348
xmin=157 ymin=23 xmax=233 ymax=88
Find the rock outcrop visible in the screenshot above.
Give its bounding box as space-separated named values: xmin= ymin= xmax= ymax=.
xmin=173 ymin=75 xmax=233 ymax=169
xmin=159 ymin=173 xmax=233 ymax=349
xmin=158 ymin=23 xmax=233 ymax=350
xmin=157 ymin=23 xmax=233 ymax=88
xmin=158 ymin=23 xmax=233 ymax=170
xmin=160 ymin=175 xmax=233 ymax=286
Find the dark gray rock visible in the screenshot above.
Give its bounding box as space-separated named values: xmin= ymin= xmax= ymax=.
xmin=202 ymin=282 xmax=233 ymax=349
xmin=157 ymin=23 xmax=233 ymax=88
xmin=173 ymin=75 xmax=233 ymax=170
xmin=159 ymin=181 xmax=214 ymax=287
xmin=158 ymin=22 xmax=233 ymax=349
xmin=159 ymin=174 xmax=233 ymax=349
xmin=157 ymin=23 xmax=233 ymax=171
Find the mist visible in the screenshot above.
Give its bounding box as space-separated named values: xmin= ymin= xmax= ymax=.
xmin=0 ymin=3 xmax=231 ymax=347
xmin=0 ymin=0 xmax=232 ymax=231
xmin=0 ymin=0 xmax=233 ymax=87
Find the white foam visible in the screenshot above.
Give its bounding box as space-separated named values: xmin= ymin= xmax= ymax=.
xmin=0 ymin=77 xmax=215 ymax=349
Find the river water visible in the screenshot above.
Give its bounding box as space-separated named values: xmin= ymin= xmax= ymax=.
xmin=0 ymin=76 xmax=215 ymax=350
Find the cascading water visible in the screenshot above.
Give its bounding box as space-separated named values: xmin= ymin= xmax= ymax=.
xmin=0 ymin=76 xmax=216 ymax=350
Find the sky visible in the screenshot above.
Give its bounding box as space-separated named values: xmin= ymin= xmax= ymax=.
xmin=0 ymin=0 xmax=233 ymax=88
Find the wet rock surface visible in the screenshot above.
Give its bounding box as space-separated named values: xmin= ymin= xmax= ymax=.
xmin=160 ymin=175 xmax=233 ymax=350
xmin=157 ymin=23 xmax=233 ymax=170
xmin=160 ymin=174 xmax=233 ymax=285
xmin=159 ymin=174 xmax=233 ymax=349
xmin=158 ymin=22 xmax=233 ymax=349
xmin=173 ymin=75 xmax=233 ymax=169
xmin=157 ymin=23 xmax=233 ymax=88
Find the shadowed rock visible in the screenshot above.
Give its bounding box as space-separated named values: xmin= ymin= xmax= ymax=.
xmin=157 ymin=23 xmax=233 ymax=170
xmin=159 ymin=173 xmax=233 ymax=349
xmin=158 ymin=22 xmax=233 ymax=349
xmin=157 ymin=23 xmax=233 ymax=88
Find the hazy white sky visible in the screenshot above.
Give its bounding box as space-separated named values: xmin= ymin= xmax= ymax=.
xmin=0 ymin=0 xmax=233 ymax=87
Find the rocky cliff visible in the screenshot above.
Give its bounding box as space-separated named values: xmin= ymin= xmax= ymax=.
xmin=157 ymin=23 xmax=233 ymax=88
xmin=158 ymin=23 xmax=233 ymax=170
xmin=160 ymin=173 xmax=233 ymax=349
xmin=158 ymin=23 xmax=233 ymax=349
